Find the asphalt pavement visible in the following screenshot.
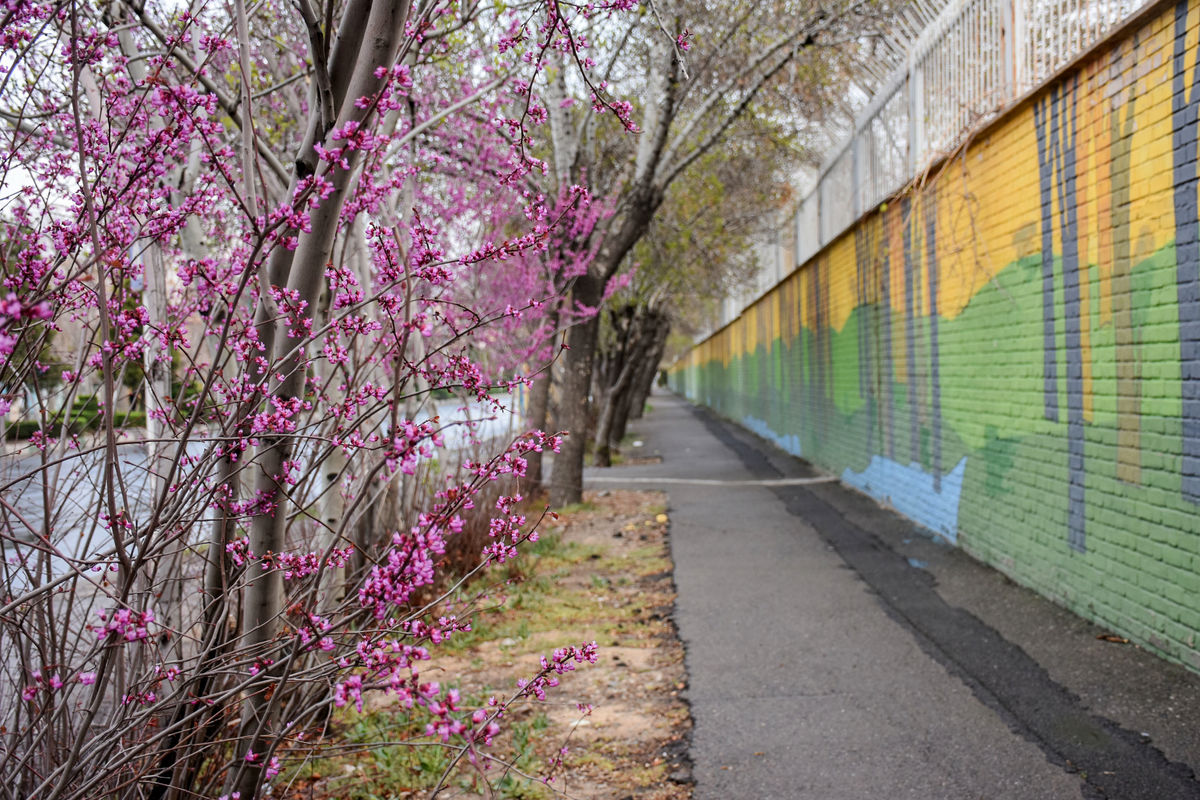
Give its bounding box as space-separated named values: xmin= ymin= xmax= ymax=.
xmin=582 ymin=390 xmax=1200 ymax=800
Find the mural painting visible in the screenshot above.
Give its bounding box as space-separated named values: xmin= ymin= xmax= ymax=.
xmin=671 ymin=0 xmax=1200 ymax=671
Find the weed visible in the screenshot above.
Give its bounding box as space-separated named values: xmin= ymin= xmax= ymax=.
xmin=529 ymin=531 xmax=562 ymax=556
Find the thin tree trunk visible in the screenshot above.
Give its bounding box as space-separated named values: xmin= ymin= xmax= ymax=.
xmin=524 ymin=365 xmax=554 ymax=489
xmin=607 ymin=315 xmax=658 ymax=450
xmin=627 ymin=317 xmax=669 ymax=423
xmin=318 ymin=447 xmax=347 ymax=598
xmin=608 ymin=375 xmax=638 ymax=450
xmin=141 ymin=245 xmax=170 ymax=482
xmin=593 ymin=326 xmax=641 ymax=467
xmin=548 ymin=273 xmax=603 ymax=507
xmin=593 ymin=367 xmax=633 ymax=467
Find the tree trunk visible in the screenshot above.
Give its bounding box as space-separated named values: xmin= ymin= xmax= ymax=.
xmin=627 ymin=317 xmax=669 ymax=423
xmin=611 ymin=317 xmax=667 ymax=458
xmin=548 ymin=273 xmax=603 ymax=507
xmin=593 ymin=356 xmax=636 ymax=467
xmin=231 ymin=2 xmax=412 ymax=796
xmin=607 ymin=376 xmax=638 ymax=451
xmin=318 ymin=447 xmax=347 ymax=602
xmin=522 ymin=303 xmax=559 ymax=491
xmin=524 ymin=368 xmax=553 ymax=490
xmin=543 ymin=54 xmax=672 ymax=503
xmin=141 ymin=245 xmax=170 ymax=483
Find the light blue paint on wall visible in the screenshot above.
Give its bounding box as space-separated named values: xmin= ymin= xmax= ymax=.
xmin=742 ymin=416 xmax=803 ymax=457
xmin=841 ymin=456 xmax=969 ymax=543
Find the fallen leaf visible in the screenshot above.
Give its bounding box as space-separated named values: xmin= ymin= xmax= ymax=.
xmin=655 ymin=513 xmax=668 ymax=523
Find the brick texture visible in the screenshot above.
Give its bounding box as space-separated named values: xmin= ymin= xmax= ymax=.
xmin=670 ymin=0 xmax=1200 ymax=672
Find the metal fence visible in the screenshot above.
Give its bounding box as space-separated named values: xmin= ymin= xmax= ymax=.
xmin=715 ymin=0 xmax=1149 ymax=332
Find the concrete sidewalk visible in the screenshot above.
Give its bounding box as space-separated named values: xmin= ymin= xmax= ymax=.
xmin=583 ymin=391 xmax=1200 ymax=800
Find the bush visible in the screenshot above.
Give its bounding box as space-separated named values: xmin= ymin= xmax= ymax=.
xmin=113 ymin=410 xmax=146 ymax=428
xmin=4 ymin=405 xmax=149 ymax=440
xmin=4 ymin=419 xmax=39 ymax=440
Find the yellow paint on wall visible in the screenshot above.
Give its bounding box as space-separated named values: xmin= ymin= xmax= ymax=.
xmin=937 ymin=162 xmax=974 ymax=319
xmin=920 ymin=199 xmax=931 ymax=318
xmin=746 ymin=304 xmax=758 ymax=357
xmin=1092 ymin=51 xmax=1114 ymax=327
xmin=799 ymin=266 xmax=810 ymax=332
xmin=779 ymin=274 xmax=791 ymax=343
xmin=822 ymin=235 xmax=856 ymax=332
xmin=1075 ymin=68 xmax=1095 ymax=421
xmin=887 ymin=205 xmax=906 ymax=318
xmin=1128 ymin=25 xmax=1173 ymax=266
xmin=864 ymin=216 xmax=884 ymax=307
xmin=787 ymin=273 xmax=799 ymax=341
xmin=927 ymin=105 xmax=1043 ymax=321
xmin=772 ymin=287 xmax=782 ymax=344
xmin=762 ymin=296 xmax=772 ymax=353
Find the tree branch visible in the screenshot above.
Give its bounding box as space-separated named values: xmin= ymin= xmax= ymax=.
xmin=125 ymin=2 xmax=290 ymax=186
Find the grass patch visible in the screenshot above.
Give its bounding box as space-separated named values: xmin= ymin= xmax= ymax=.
xmin=297 ymin=490 xmax=690 ymax=800
xmin=437 ymin=530 xmax=614 ymax=655
xmin=290 ymin=703 xmax=556 ymax=800
xmin=552 ymin=500 xmax=597 ymax=515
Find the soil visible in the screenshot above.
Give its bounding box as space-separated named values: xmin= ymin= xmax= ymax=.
xmin=437 ymin=489 xmax=694 ymax=800
xmin=290 ymin=490 xmax=694 ymax=800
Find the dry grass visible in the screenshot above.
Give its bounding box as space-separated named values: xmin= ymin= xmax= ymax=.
xmin=281 ymin=490 xmax=693 ymax=800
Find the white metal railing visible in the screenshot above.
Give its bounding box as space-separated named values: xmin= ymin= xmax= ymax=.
xmin=705 ymin=0 xmax=1150 ymax=337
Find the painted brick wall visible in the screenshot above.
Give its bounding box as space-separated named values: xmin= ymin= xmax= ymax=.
xmin=670 ymin=0 xmax=1200 ymax=672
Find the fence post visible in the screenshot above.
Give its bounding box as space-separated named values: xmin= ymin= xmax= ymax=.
xmin=773 ymin=228 xmax=782 ymax=285
xmin=853 ymin=130 xmax=864 ymax=219
xmin=857 ymin=129 xmax=874 ymax=218
xmin=1003 ymin=0 xmax=1027 ymax=98
xmin=818 ymin=170 xmax=827 ymax=248
xmin=907 ymin=60 xmax=924 ymax=175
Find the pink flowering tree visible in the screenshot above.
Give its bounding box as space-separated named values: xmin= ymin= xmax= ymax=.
xmin=0 ymin=1 xmax=637 ymax=797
